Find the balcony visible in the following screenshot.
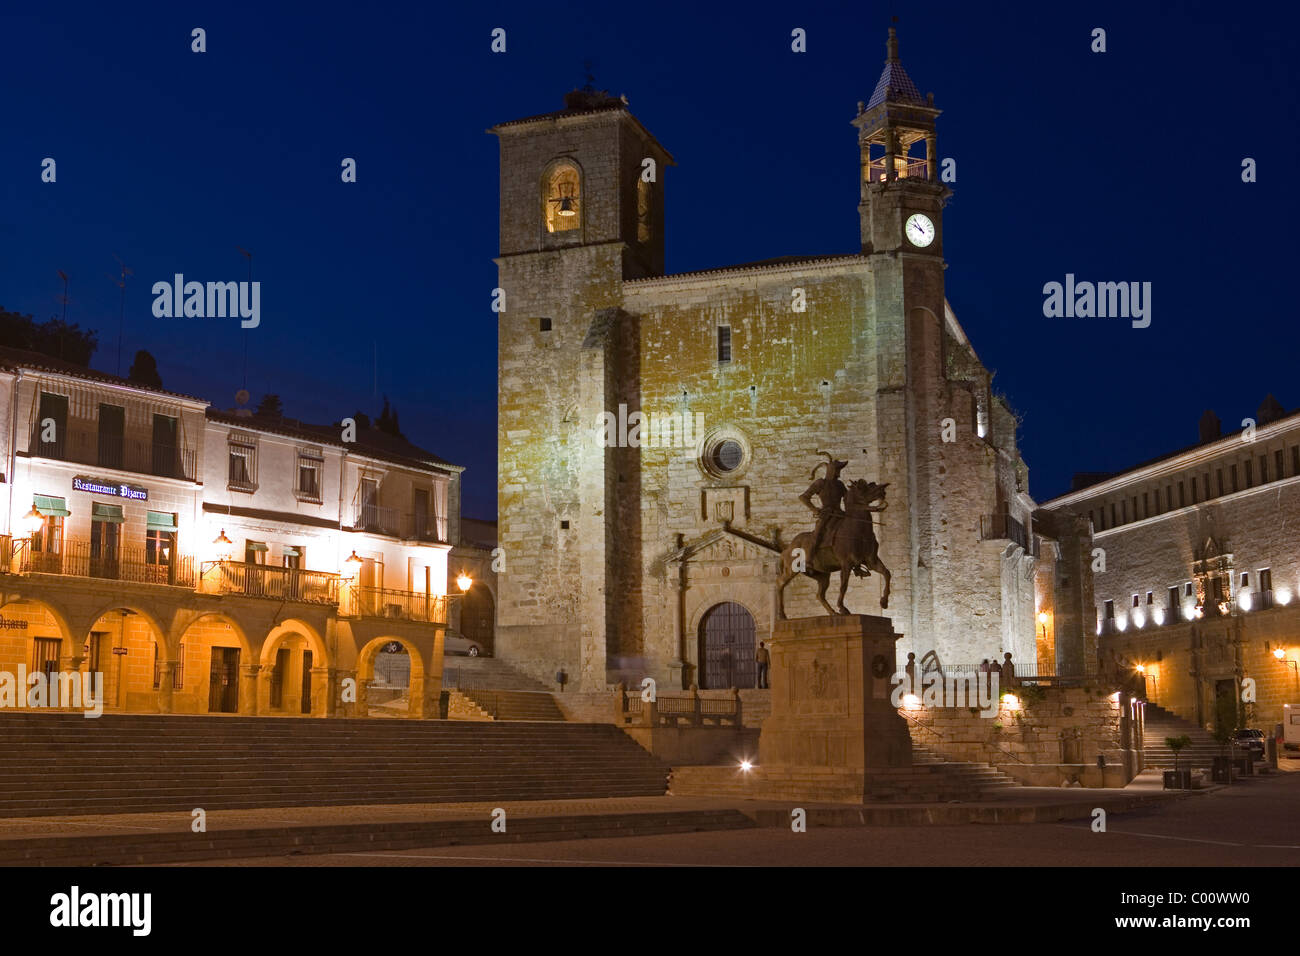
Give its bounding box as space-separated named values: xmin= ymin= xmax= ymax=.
xmin=341 ymin=586 xmax=446 ymax=624
xmin=353 ymin=502 xmax=401 ymax=537
xmin=201 ymin=561 xmax=340 ymax=605
xmin=12 ymin=537 xmax=196 ymax=587
xmin=402 ymin=512 xmax=446 ymax=543
xmin=30 ymin=433 xmax=197 ymax=482
xmin=980 ymin=512 xmax=1032 ymax=553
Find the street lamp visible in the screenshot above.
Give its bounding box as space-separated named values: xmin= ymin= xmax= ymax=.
xmin=1275 ymin=647 xmax=1299 ymax=691
xmin=19 ymin=505 xmax=44 ymax=537
xmin=212 ymin=529 xmax=233 ymax=561
xmin=343 ymin=551 xmax=363 ymax=580
xmin=456 ymin=571 xmax=473 ymax=593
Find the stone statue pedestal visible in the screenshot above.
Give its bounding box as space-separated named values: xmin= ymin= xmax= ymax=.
xmin=758 ymin=614 xmax=912 ymax=799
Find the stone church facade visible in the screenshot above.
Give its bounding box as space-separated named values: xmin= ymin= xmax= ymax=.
xmin=494 ymin=31 xmax=1073 ymax=692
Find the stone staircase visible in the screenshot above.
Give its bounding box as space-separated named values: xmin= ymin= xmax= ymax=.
xmin=865 ymin=747 xmax=1022 ymax=801
xmin=0 ymin=713 xmax=669 ymax=817
xmin=1143 ymin=703 xmax=1222 ymax=769
xmin=669 ymin=746 xmax=1021 ymax=802
xmin=443 ymin=657 xmax=556 ymax=692
xmin=442 ymin=658 xmax=567 ymax=720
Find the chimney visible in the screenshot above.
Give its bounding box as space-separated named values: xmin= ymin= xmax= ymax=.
xmin=1257 ymin=393 xmax=1285 ymax=426
xmin=1198 ymin=409 xmax=1221 ymax=443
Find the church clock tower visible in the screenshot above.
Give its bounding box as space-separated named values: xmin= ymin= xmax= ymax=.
xmin=852 ymin=27 xmax=947 ymax=256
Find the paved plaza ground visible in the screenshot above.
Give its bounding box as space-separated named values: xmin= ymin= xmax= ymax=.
xmin=142 ymin=769 xmax=1300 ymax=868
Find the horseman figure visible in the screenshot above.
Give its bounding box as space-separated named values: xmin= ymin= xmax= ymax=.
xmin=778 ymin=451 xmax=892 ymax=618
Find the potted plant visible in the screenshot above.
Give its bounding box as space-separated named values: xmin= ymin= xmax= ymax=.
xmin=1163 ymin=735 xmax=1193 ymax=789
xmin=1213 ymin=693 xmax=1246 ymax=780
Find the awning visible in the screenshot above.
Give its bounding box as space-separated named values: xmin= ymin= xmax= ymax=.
xmin=146 ymin=511 xmax=178 ymax=532
xmin=247 ymin=541 xmax=268 ymax=552
xmin=91 ymin=502 xmax=124 ymax=524
xmin=34 ymin=495 xmax=70 ymax=517
xmin=282 ymin=547 xmax=300 ymax=557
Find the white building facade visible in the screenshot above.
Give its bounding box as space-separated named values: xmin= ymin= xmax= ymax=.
xmin=0 ymin=347 xmax=464 ymax=718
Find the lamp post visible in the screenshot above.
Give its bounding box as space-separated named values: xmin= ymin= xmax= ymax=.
xmin=212 ymin=529 xmax=234 ymax=562
xmin=1274 ymin=647 xmax=1299 ymax=692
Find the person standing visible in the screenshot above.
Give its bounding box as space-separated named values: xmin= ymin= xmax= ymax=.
xmin=755 ymin=641 xmax=771 ymax=689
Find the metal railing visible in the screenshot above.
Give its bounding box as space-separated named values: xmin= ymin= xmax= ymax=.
xmin=353 ymin=502 xmax=401 ymax=536
xmin=403 ymin=512 xmax=445 ymax=543
xmin=865 ymin=154 xmax=930 ymax=183
xmin=16 ymin=537 xmax=196 ymax=587
xmin=203 ymin=561 xmax=339 ymax=604
xmin=980 ymin=512 xmax=1030 ymax=552
xmin=342 ymin=586 xmax=447 ymax=623
xmin=30 ymin=433 xmax=197 ymax=482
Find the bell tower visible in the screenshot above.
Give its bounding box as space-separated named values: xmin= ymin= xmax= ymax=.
xmin=852 ymin=27 xmax=946 ymax=255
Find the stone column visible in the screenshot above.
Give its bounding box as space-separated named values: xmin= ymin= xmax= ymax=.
xmin=55 ymin=653 xmax=85 ymax=708
xmin=925 ymin=133 xmax=937 ymax=182
xmin=310 ymin=666 xmax=330 ymax=717
xmin=238 ymin=664 xmax=261 ymax=715
xmin=155 ymin=662 xmax=177 ymax=714
xmin=355 ymin=675 xmax=370 ymax=717
xmin=333 ymin=668 xmax=356 ymax=718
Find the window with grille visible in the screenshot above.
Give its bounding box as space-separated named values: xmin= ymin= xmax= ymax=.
xmin=228 ymin=440 xmax=257 ymax=491
xmin=296 ymin=451 xmax=323 ymax=503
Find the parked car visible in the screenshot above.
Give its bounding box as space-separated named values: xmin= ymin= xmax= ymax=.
xmin=444 ymin=633 xmax=483 ymax=657
xmin=1232 ymin=728 xmax=1265 ymax=757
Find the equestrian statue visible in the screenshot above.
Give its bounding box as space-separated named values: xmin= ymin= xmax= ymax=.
xmin=777 ymin=450 xmax=891 ymax=618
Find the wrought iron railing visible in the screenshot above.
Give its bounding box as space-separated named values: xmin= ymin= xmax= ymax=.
xmin=30 ymin=433 xmax=197 ymax=481
xmin=865 ymin=154 xmax=930 ymax=183
xmin=403 ymin=512 xmax=445 ymax=542
xmin=353 ymin=502 xmax=401 ymax=536
xmin=16 ymin=537 xmax=196 ymax=587
xmin=341 ymin=586 xmax=446 ymax=623
xmin=980 ymin=512 xmax=1030 ymax=552
xmin=202 ymin=561 xmax=339 ymax=604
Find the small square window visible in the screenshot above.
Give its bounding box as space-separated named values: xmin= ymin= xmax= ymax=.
xmin=539 ymin=318 xmax=552 ymax=332
xmin=1132 ymin=594 xmax=1140 ymax=608
xmin=1185 ymin=582 xmax=1194 ymax=597
xmin=717 ymin=326 xmax=731 ymax=363
xmin=1146 ymin=591 xmax=1153 ymax=605
xmin=1240 ymin=572 xmax=1249 ymax=588
xmin=560 ymin=519 xmax=570 ymax=530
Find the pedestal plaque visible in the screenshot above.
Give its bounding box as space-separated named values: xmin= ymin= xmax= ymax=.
xmin=758 ymin=614 xmax=912 ymax=799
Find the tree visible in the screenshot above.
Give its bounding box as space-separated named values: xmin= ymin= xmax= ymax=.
xmin=376 ymin=395 xmax=404 ymax=438
xmin=0 ymin=308 xmax=98 ymax=366
xmin=127 ymin=350 xmax=163 ymax=389
xmin=1165 ymin=735 xmax=1191 ymax=774
xmin=256 ymin=394 xmax=284 ymax=418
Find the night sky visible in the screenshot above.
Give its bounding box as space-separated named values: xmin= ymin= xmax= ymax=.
xmin=3 ymin=1 xmax=1297 ymax=520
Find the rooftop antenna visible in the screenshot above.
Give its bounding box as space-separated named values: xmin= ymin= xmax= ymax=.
xmin=106 ymin=255 xmax=132 ymax=375
xmin=237 ymin=246 xmax=253 ymax=390
xmin=56 ymin=270 xmax=70 ymax=324
xmin=373 ymin=340 xmax=378 ymax=398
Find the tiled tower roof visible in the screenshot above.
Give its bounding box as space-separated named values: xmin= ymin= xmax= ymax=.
xmin=866 ymin=27 xmax=924 ymax=107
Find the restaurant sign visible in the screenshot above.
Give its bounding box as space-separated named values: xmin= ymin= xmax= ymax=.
xmin=72 ymin=476 xmax=149 ymax=501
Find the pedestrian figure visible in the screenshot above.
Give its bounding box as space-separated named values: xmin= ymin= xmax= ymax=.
xmin=755 ymin=641 xmax=770 ymax=689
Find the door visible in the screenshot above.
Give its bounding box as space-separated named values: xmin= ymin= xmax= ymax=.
xmin=35 ymin=392 xmax=68 ymax=458
xmin=699 ymin=602 xmax=757 ymax=690
xmin=98 ymin=404 xmax=125 ymax=469
xmin=270 ymin=648 xmax=289 ymax=709
xmin=152 ymin=414 xmax=180 ymax=478
xmin=300 ymin=650 xmax=313 ymax=714
xmin=413 ymin=489 xmax=430 ymax=539
xmin=208 ymin=647 xmax=240 ymax=713
xmin=32 ymin=638 xmax=61 ymax=702
xmin=89 ymin=517 xmax=120 ymax=579
xmin=358 ymin=557 xmax=380 ymax=616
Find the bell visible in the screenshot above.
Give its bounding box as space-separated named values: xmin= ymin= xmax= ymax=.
xmin=558 ymin=196 xmax=576 ymax=217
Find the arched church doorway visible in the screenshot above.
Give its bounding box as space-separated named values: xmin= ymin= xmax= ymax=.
xmin=699 ymin=602 xmax=756 ymax=689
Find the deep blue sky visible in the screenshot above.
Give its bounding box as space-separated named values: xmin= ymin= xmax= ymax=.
xmin=3 ymin=1 xmax=1297 ymax=519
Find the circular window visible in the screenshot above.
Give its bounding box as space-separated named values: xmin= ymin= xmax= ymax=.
xmin=700 ymin=431 xmax=751 ymax=479
xmin=712 ymin=439 xmax=744 ymax=473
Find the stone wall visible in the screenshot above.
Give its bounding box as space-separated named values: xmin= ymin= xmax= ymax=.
xmin=904 ymin=686 xmax=1142 ymax=787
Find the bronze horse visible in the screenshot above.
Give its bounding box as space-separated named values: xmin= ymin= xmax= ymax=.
xmin=777 ymin=478 xmax=891 ymax=617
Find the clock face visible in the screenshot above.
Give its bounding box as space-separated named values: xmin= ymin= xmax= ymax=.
xmin=905 ymin=213 xmax=935 ymax=248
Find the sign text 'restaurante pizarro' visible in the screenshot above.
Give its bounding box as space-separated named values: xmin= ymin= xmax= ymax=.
xmin=72 ymin=476 xmax=149 ymax=501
